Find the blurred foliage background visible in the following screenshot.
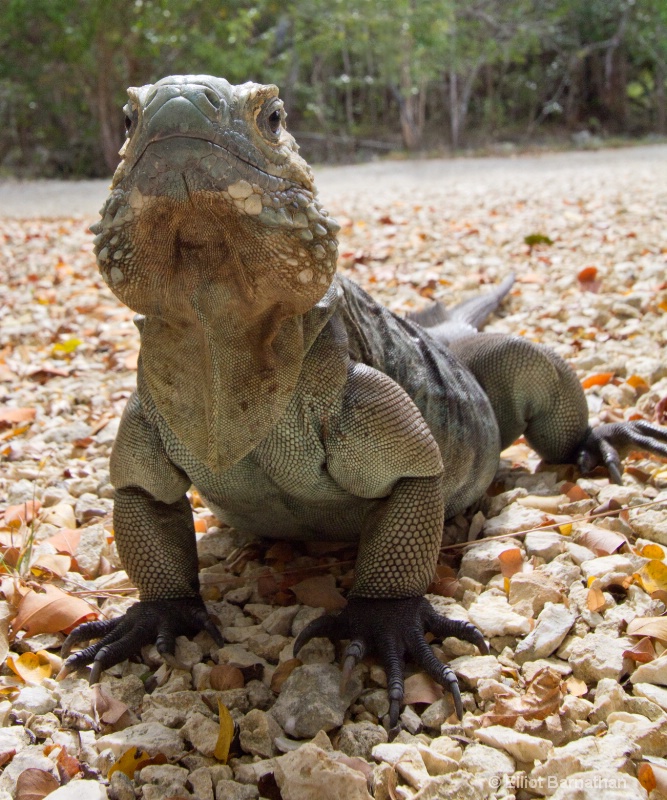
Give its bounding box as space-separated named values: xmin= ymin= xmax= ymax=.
xmin=1 ymin=0 xmax=665 ymax=177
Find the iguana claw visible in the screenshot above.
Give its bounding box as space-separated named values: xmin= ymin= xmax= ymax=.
xmin=60 ymin=597 xmax=223 ymax=683
xmin=293 ymin=596 xmax=487 ymax=733
xmin=577 ymin=421 xmax=667 ymax=484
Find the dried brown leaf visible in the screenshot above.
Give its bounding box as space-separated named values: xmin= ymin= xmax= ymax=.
xmin=92 ymin=684 xmax=131 ymax=726
xmin=270 ymin=658 xmax=301 ymax=693
xmin=498 ymin=548 xmax=524 ymax=578
xmin=291 ymin=574 xmax=347 ymax=611
xmin=402 ymin=672 xmax=444 ymax=705
xmin=12 ymin=584 xmax=99 ymax=637
xmin=210 ymin=664 xmax=245 ymax=691
xmin=44 ymin=528 xmax=80 ymax=556
xmin=15 ymin=768 xmax=59 ymax=800
xmin=574 ymin=526 xmax=626 ymax=555
xmin=481 ymin=667 xmax=563 ymax=725
xmin=623 ymin=636 xmax=656 ymax=664
xmin=626 ymin=616 xmax=667 ymax=643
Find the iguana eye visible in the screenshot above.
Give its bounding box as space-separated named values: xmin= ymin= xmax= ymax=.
xmin=268 ymin=110 xmax=281 ymax=134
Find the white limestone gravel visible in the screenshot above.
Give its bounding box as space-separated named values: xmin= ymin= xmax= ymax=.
xmin=1 ymin=145 xmax=667 ymax=798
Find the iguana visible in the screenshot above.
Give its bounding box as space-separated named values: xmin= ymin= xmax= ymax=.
xmin=62 ymin=75 xmax=667 ymax=728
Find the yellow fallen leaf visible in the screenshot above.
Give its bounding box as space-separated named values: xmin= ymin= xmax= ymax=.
xmin=107 ymin=746 xmax=166 ymax=779
xmin=6 ymin=652 xmax=52 ymax=684
xmin=558 ymin=523 xmax=572 ymax=536
xmin=52 ymin=338 xmax=82 ymax=355
xmin=639 ymin=544 xmax=665 ymax=560
xmin=637 ymin=560 xmax=667 ymax=595
xmin=214 ymin=700 xmax=234 ymax=763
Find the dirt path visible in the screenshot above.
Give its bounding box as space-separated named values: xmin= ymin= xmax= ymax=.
xmin=1 ymin=143 xmax=664 ymax=218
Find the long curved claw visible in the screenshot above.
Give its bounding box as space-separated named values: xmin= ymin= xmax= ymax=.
xmin=578 ymin=421 xmax=667 ymax=484
xmin=293 ymin=610 xmax=351 ymax=657
xmin=422 ymin=607 xmax=489 ymax=655
xmin=61 ymin=618 xmax=120 ymax=659
xmin=60 ymin=597 xmax=221 ymax=683
xmin=298 ymin=596 xmax=485 ymax=734
xmin=341 ymin=639 xmax=366 ymax=690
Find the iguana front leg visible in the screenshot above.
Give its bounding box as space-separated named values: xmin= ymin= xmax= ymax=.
xmin=294 ymin=363 xmax=488 ymax=728
xmin=61 ymin=394 xmax=222 ymax=681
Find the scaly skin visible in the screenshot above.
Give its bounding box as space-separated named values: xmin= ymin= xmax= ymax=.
xmin=62 ymin=75 xmax=667 ymax=730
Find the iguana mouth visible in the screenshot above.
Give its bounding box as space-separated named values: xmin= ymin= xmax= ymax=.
xmin=134 ymin=134 xmax=302 ymax=194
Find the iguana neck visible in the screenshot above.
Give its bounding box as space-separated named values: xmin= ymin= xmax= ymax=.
xmin=135 ymin=280 xmax=341 ymax=472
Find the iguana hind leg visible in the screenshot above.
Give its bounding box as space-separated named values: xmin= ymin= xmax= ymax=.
xmin=449 ymin=333 xmax=667 ymax=480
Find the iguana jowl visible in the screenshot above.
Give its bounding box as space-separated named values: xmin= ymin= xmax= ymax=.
xmin=63 ymin=75 xmax=667 ymax=727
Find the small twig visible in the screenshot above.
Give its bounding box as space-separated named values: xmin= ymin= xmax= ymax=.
xmin=439 ymin=496 xmax=667 ymax=553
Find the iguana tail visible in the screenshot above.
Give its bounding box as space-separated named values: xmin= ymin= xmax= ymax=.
xmin=407 ymin=273 xmax=514 ymax=344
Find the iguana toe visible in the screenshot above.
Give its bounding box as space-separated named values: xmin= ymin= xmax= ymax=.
xmin=293 ymin=596 xmax=487 ymax=733
xmin=60 ymin=597 xmax=223 ymax=683
xmin=577 ymin=421 xmax=667 ymax=484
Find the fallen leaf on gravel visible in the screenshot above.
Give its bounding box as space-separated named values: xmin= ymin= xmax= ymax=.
xmin=4 ymin=500 xmax=41 ymax=527
xmin=623 ymin=636 xmax=656 ymax=664
xmin=214 ymin=700 xmax=234 ymax=763
xmin=577 ymin=266 xmax=598 ymax=282
xmin=0 ymin=407 xmax=36 ymax=426
xmin=15 ymin=768 xmax=59 ymax=800
xmin=270 ymin=658 xmax=301 ymax=693
xmin=428 ymin=564 xmax=460 ymax=597
xmin=209 ymin=664 xmax=245 ymax=691
xmin=581 ymin=372 xmax=614 ymax=389
xmin=638 ymin=762 xmax=661 ymax=793
xmin=0 ymin=749 xmax=15 ymax=768
xmin=524 ymin=233 xmax=553 ymax=247
xmin=626 ymin=616 xmax=667 ymax=643
xmin=291 ymin=574 xmax=347 ymax=611
xmin=636 ymin=560 xmax=667 ymax=595
xmin=11 ymin=583 xmax=98 ymax=637
xmin=586 ymin=584 xmax=606 ymax=612
xmin=44 ymin=529 xmax=80 ymax=556
xmin=403 ymin=672 xmax=444 ymax=705
xmin=30 ymin=553 xmax=71 ymax=578
xmin=92 ymin=684 xmax=131 ymax=726
xmin=499 ymin=548 xmax=524 ymax=578
xmin=638 ymin=543 xmax=665 ymax=560
xmin=575 ymin=526 xmax=626 ymax=555
xmin=627 ymin=374 xmax=650 ymax=393
xmin=6 ymin=651 xmax=52 ymax=684
xmin=565 ymin=677 xmax=588 ymax=696
xmin=107 ymin=747 xmax=167 ymax=779
xmin=481 ymin=667 xmax=563 ymax=725
xmin=54 ymin=747 xmax=83 ymax=781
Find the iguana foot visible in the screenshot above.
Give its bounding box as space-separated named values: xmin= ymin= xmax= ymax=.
xmin=60 ymin=597 xmax=223 ymax=683
xmin=293 ymin=596 xmax=488 ymax=731
xmin=577 ymin=421 xmax=667 ymax=484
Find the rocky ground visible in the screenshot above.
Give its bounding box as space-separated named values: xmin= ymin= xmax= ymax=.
xmin=1 ymin=145 xmax=667 ymax=800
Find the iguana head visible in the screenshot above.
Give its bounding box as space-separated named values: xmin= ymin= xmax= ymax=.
xmin=91 ymin=75 xmax=339 ymax=319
